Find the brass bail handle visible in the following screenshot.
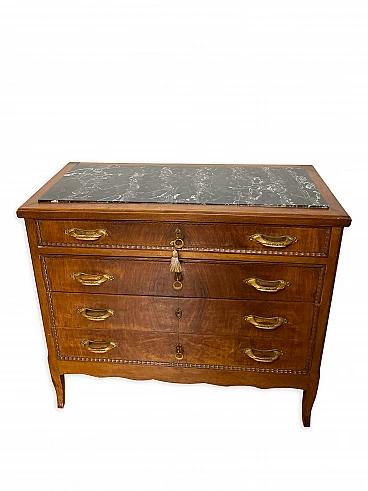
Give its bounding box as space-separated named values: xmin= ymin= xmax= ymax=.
xmin=77 ymin=307 xmax=114 ymax=321
xmin=65 ymin=228 xmax=108 ymax=241
xmin=71 ymin=272 xmax=114 ymax=286
xmin=244 ymin=277 xmax=290 ymax=293
xmin=241 ymin=347 xmax=283 ymax=363
xmin=244 ymin=314 xmax=288 ymax=330
xmin=80 ymin=340 xmax=117 ymax=353
xmin=249 ymin=233 xmax=297 ymax=248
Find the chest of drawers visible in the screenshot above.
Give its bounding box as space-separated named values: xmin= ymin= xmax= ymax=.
xmin=17 ymin=163 xmax=351 ymax=426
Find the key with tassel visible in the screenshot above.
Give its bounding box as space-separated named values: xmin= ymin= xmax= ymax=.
xmin=170 ymin=229 xmax=183 ymax=289
xmin=170 ymin=249 xmax=182 ymax=273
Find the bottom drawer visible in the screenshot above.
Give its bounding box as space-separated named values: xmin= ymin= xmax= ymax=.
xmin=57 ymin=328 xmax=310 ymax=371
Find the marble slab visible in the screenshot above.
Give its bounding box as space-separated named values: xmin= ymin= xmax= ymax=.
xmin=38 ymin=164 xmax=328 ymax=208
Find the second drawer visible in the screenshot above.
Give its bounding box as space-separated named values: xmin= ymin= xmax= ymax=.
xmin=45 ymin=256 xmax=324 ymax=302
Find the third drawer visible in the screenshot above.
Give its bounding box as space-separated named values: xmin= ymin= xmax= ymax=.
xmin=51 ymin=292 xmax=316 ymax=341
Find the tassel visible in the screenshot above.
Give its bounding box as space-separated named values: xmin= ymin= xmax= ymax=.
xmin=170 ymin=249 xmax=182 ymax=273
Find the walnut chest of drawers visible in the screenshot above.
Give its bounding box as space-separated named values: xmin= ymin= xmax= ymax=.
xmin=17 ymin=163 xmax=351 ymax=426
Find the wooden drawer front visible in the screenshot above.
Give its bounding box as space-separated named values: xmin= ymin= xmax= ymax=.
xmin=39 ymin=220 xmax=175 ymax=248
xmin=38 ymin=220 xmax=330 ymax=256
xmin=58 ymin=328 xmax=178 ymax=363
xmin=45 ymin=256 xmax=323 ymax=303
xmin=51 ymin=293 xmax=314 ymax=341
xmin=45 ymin=256 xmax=176 ymax=297
xmin=181 ymin=335 xmax=308 ymax=370
xmin=179 ymin=298 xmax=315 ymax=340
xmin=180 ymin=261 xmax=323 ymax=303
xmin=57 ymin=328 xmax=308 ymax=371
xmin=52 ymin=293 xmax=177 ymax=332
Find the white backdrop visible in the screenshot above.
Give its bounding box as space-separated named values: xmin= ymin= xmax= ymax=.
xmin=1 ymin=1 xmax=367 ymax=490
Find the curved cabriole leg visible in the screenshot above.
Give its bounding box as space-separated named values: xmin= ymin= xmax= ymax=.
xmin=302 ymin=384 xmax=319 ymax=427
xmin=51 ymin=372 xmax=65 ymax=408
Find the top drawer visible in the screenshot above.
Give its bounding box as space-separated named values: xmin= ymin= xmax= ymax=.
xmin=37 ymin=220 xmax=331 ymax=257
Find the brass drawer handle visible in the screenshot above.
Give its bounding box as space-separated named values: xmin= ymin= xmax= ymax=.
xmin=244 ymin=314 xmax=288 ymax=330
xmin=244 ymin=277 xmax=290 ymax=292
xmin=71 ymin=272 xmax=114 ymax=286
xmin=77 ymin=307 xmax=114 ymax=321
xmin=241 ymin=348 xmax=283 ymax=363
xmin=249 ymin=233 xmax=297 ymax=248
xmin=65 ymin=227 xmax=108 ymax=241
xmin=80 ymin=340 xmax=117 ymax=353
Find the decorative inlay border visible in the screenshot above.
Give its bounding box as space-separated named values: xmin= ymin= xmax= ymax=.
xmin=36 ymin=219 xmax=42 ymax=243
xmin=315 ymin=267 xmax=325 ymax=304
xmin=322 ymin=228 xmax=331 ymax=256
xmin=40 ymin=256 xmax=60 ymax=354
xmin=57 ymin=355 xmax=308 ymax=375
xmin=305 ymin=304 xmax=320 ymax=371
xmin=39 ymin=240 xmax=328 ymax=257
